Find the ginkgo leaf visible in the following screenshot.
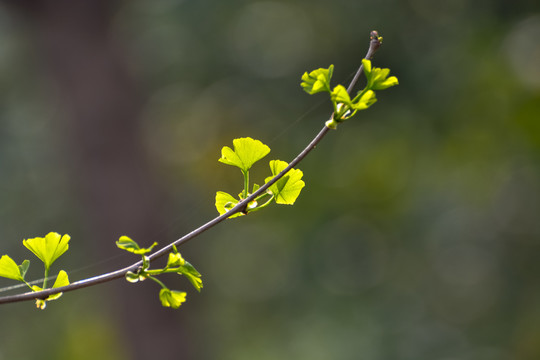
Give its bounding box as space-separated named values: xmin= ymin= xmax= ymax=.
xmin=116 ymin=236 xmax=157 ymax=255
xmin=265 ymin=160 xmax=305 ymax=205
xmin=167 ymin=252 xmax=185 ymax=268
xmin=352 ymin=89 xmax=377 ymax=110
xmin=32 ymin=270 xmax=70 ymax=309
xmin=218 ymin=137 xmax=270 ymax=173
xmin=301 ymin=65 xmax=334 ymax=94
xmin=46 ymin=270 xmax=70 ymax=301
xmin=330 ymin=86 xmax=377 ymax=121
xmin=159 ymin=288 xmax=187 ymax=309
xmin=215 ymin=191 xmax=243 ymax=218
xmin=0 ymin=255 xmax=27 ymax=281
xmin=330 ymin=85 xmax=353 ymax=107
xmin=177 ymin=261 xmax=203 ymax=292
xmin=362 ymin=59 xmax=399 ymax=90
xmin=23 ymin=233 xmax=70 ymax=271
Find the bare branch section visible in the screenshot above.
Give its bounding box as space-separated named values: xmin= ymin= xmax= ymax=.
xmin=0 ymin=32 xmax=382 ymax=306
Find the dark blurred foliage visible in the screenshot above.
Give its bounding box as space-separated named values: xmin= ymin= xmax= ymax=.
xmin=0 ymin=0 xmax=539 ymax=359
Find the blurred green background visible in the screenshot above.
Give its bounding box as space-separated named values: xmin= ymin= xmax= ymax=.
xmin=1 ymin=0 xmax=540 ymax=359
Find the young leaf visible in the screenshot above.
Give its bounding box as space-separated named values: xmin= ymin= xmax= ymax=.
xmin=46 ymin=270 xmax=70 ymax=301
xmin=301 ymin=65 xmax=334 ymax=94
xmin=18 ymin=260 xmax=30 ymax=280
xmin=218 ymin=137 xmax=270 ymax=173
xmin=167 ymin=251 xmax=185 ymax=268
xmin=22 ymin=233 xmax=70 ymax=271
xmin=330 ymin=85 xmax=354 ymax=107
xmin=0 ymin=255 xmax=27 ymax=281
xmin=353 ymin=90 xmax=378 ymax=110
xmin=32 ymin=270 xmax=70 ymax=309
xmin=177 ymin=261 xmax=203 ymax=292
xmin=159 ymin=288 xmax=187 ymax=309
xmin=116 ymin=236 xmax=157 ymax=255
xmin=265 ymin=160 xmax=305 ymax=205
xmin=362 ymin=59 xmax=399 ymax=90
xmin=215 ymin=191 xmax=243 ymax=218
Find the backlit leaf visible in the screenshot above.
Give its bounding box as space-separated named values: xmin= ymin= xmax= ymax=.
xmin=301 ymin=65 xmax=334 ymax=94
xmin=159 ymin=288 xmax=187 ymax=309
xmin=218 ymin=137 xmax=270 ymax=173
xmin=362 ymin=59 xmax=399 ymax=90
xmin=0 ymin=255 xmax=26 ymax=281
xmin=46 ymin=270 xmax=70 ymax=301
xmin=215 ymin=191 xmax=243 ymax=218
xmin=265 ymin=160 xmax=305 ymax=205
xmin=177 ymin=261 xmax=203 ymax=292
xmin=116 ymin=236 xmax=157 ymax=255
xmin=22 ymin=232 xmax=70 ymax=271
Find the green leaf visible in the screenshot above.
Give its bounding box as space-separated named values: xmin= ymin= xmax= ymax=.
xmin=265 ymin=160 xmax=305 ymax=205
xmin=351 ymin=89 xmax=377 ymax=110
xmin=46 ymin=270 xmax=70 ymax=301
xmin=330 ymin=87 xmax=378 ymax=119
xmin=177 ymin=261 xmax=203 ymax=292
xmin=301 ymin=65 xmax=334 ymax=94
xmin=330 ymin=84 xmax=354 ymax=107
xmin=18 ymin=260 xmax=30 ymax=280
xmin=116 ymin=236 xmax=157 ymax=255
xmin=0 ymin=255 xmax=26 ymax=281
xmin=22 ymin=232 xmax=70 ymax=271
xmin=218 ymin=137 xmax=270 ymax=173
xmin=167 ymin=251 xmax=185 ymax=268
xmin=332 ymin=86 xmax=377 ymax=111
xmin=215 ymin=191 xmax=243 ymax=218
xmin=362 ymin=59 xmax=399 ymax=90
xmin=32 ymin=270 xmax=70 ymax=309
xmin=159 ymin=288 xmax=187 ymax=309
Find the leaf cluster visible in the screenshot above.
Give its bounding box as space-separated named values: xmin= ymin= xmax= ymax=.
xmin=0 ymin=232 xmax=71 ymax=309
xmin=117 ymin=237 xmax=202 ymax=309
xmin=301 ymin=59 xmax=398 ymax=129
xmin=215 ymin=137 xmax=305 ymax=217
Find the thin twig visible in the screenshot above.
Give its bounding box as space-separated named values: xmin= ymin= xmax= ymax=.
xmin=0 ymin=31 xmax=382 ymax=305
xmin=347 ymin=30 xmax=382 ymax=94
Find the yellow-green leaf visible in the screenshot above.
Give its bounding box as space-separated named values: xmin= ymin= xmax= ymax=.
xmin=215 ymin=191 xmax=243 ymax=218
xmin=0 ymin=255 xmax=26 ymax=281
xmin=116 ymin=236 xmax=157 ymax=255
xmin=177 ymin=261 xmax=203 ymax=292
xmin=265 ymin=160 xmax=305 ymax=205
xmin=46 ymin=270 xmax=70 ymax=301
xmin=362 ymin=59 xmax=399 ymax=90
xmin=301 ymin=65 xmax=334 ymax=94
xmin=23 ymin=233 xmax=70 ymax=271
xmin=218 ymin=137 xmax=270 ymax=173
xmin=159 ymin=289 xmax=187 ymax=309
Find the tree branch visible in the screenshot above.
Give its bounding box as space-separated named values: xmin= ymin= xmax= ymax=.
xmin=0 ymin=31 xmax=382 ymax=306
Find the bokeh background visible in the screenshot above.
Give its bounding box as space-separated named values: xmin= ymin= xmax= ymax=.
xmin=1 ymin=0 xmax=539 ymax=359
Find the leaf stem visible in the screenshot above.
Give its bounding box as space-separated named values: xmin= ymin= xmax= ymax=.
xmin=24 ymin=280 xmax=34 ymax=291
xmin=42 ymin=268 xmax=49 ymax=290
xmin=0 ymin=31 xmax=382 ymax=306
xmin=243 ymin=170 xmax=249 ymax=200
xmin=147 ymin=275 xmax=167 ymax=289
xmin=144 ymin=267 xmax=182 ymax=275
